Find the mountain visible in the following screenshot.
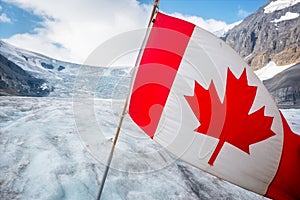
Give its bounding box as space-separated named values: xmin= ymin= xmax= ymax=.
xmin=263 ymin=62 xmax=300 ymax=108
xmin=223 ymin=0 xmax=300 ymax=108
xmin=0 ymin=40 xmax=130 ymax=99
xmin=224 ymin=0 xmax=300 ymax=70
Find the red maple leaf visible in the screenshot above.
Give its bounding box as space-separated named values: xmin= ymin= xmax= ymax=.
xmin=185 ymin=68 xmax=275 ymax=166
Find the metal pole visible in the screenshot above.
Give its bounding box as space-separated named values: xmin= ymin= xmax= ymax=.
xmin=96 ymin=97 xmax=129 ymax=200
xmin=148 ymin=0 xmax=160 ymax=27
xmin=96 ymin=0 xmax=160 ymax=199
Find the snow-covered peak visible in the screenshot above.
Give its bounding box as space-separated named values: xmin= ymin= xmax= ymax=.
xmin=264 ymin=0 xmax=300 ymax=13
xmin=271 ymin=11 xmax=299 ymax=22
xmin=213 ymin=20 xmax=242 ymax=37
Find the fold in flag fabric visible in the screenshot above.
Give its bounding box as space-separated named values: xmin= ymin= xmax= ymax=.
xmin=129 ymin=12 xmax=300 ymax=200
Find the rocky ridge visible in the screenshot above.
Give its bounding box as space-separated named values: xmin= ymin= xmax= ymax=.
xmin=224 ymin=0 xmax=300 ymax=70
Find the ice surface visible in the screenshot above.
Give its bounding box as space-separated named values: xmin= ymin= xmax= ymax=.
xmin=0 ymin=96 xmax=274 ymax=200
xmin=280 ymin=109 xmax=300 ymax=134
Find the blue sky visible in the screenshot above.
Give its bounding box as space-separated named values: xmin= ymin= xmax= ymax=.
xmin=0 ymin=0 xmax=269 ymax=63
xmin=0 ymin=1 xmax=43 ymax=38
xmin=142 ymin=0 xmax=269 ymax=23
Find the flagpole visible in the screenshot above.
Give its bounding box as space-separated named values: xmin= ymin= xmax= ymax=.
xmin=96 ymin=1 xmax=160 ymax=199
xmin=148 ymin=0 xmax=160 ymax=27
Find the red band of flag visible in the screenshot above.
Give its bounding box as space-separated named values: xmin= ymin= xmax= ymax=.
xmin=129 ymin=12 xmax=195 ymax=138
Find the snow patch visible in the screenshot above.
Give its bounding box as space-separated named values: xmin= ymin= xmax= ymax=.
xmin=244 ymin=53 xmax=253 ymax=60
xmin=40 ymin=83 xmax=48 ymax=90
xmin=254 ymin=61 xmax=295 ymax=80
xmin=271 ymin=11 xmax=299 ymax=23
xmin=264 ymin=0 xmax=300 ymax=13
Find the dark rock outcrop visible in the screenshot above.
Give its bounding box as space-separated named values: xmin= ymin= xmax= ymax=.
xmin=0 ymin=54 xmax=50 ymax=96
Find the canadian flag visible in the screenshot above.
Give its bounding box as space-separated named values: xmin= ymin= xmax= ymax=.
xmin=129 ymin=12 xmax=300 ymax=200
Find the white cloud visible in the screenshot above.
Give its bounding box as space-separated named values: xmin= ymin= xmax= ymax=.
xmin=0 ymin=5 xmax=2 ymax=11
xmin=2 ymin=0 xmax=238 ymax=64
xmin=237 ymin=8 xmax=251 ymax=18
xmin=169 ymin=12 xmax=235 ymax=37
xmin=3 ymin=0 xmax=152 ymax=63
xmin=0 ymin=13 xmax=11 ymax=23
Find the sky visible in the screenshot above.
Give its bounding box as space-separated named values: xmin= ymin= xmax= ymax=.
xmin=0 ymin=0 xmax=269 ymax=64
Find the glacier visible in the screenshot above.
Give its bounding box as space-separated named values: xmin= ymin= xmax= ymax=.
xmin=0 ymin=96 xmax=279 ymax=200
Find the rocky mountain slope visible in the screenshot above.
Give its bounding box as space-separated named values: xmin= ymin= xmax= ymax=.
xmin=224 ymin=0 xmax=300 ymax=70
